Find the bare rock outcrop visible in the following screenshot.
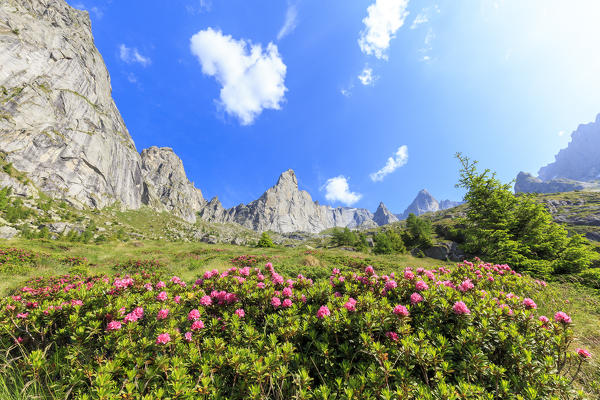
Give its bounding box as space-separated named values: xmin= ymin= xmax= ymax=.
xmin=140 ymin=147 xmax=205 ymax=222
xmin=0 ymin=0 xmax=146 ymax=208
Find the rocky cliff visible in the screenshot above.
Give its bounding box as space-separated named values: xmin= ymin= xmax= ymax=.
xmin=515 ymin=114 xmax=600 ymax=194
xmin=538 ymin=114 xmax=600 ymax=181
xmin=0 ymin=0 xmax=144 ymax=208
xmin=140 ymin=147 xmax=205 ymax=222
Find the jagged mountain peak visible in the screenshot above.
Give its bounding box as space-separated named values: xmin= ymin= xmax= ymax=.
xmin=275 ymin=169 xmax=298 ymax=189
xmin=373 ymin=202 xmax=399 ymax=226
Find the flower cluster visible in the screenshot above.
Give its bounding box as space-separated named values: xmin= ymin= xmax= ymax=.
xmin=0 ymin=260 xmax=586 ymax=399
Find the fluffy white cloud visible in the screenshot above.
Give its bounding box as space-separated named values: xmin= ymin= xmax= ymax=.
xmin=277 ymin=3 xmax=298 ymax=40
xmin=358 ymin=0 xmax=410 ymax=60
xmin=358 ymin=67 xmax=377 ymax=86
xmin=323 ymin=176 xmax=362 ymax=206
xmin=370 ymin=145 xmax=408 ymax=182
xmin=119 ymin=44 xmax=151 ymax=66
xmin=190 ymin=28 xmax=287 ymax=125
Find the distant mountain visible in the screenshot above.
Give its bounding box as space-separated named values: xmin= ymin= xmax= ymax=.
xmin=515 ymin=114 xmax=600 ymax=194
xmin=198 ymin=170 xmax=384 ymax=233
xmin=397 ymin=189 xmax=461 ymax=219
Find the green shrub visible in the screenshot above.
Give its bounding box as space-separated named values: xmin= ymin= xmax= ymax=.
xmin=578 ymin=268 xmax=600 ymax=289
xmin=0 ymin=261 xmax=588 ymax=399
xmin=373 ymin=229 xmax=406 ymax=255
xmin=403 ymin=213 xmax=433 ymax=249
xmin=455 ymin=153 xmax=596 ymax=276
xmin=257 ymin=232 xmax=275 ymax=248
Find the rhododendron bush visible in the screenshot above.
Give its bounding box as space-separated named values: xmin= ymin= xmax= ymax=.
xmin=0 ymin=261 xmax=591 ymax=399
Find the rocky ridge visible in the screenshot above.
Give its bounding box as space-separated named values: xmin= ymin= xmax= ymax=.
xmin=198 ymin=170 xmax=380 ymax=233
xmin=0 ymin=0 xmax=463 ymax=235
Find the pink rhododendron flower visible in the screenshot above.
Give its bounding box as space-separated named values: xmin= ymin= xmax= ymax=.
xmin=453 ymin=301 xmax=471 ymax=315
xmin=576 ymin=348 xmax=591 ymax=359
xmin=144 ymin=283 xmax=153 ymax=291
xmin=410 ymin=293 xmax=423 ymax=305
xmin=404 ymin=270 xmax=415 ymax=280
xmin=200 ymin=295 xmax=212 ymax=306
xmin=156 ymin=281 xmax=166 ymax=289
xmin=107 ymin=321 xmax=122 ymax=331
xmin=332 ymin=268 xmax=340 ymax=275
xmin=184 ymin=332 xmax=193 ymax=342
xmin=554 ymin=311 xmax=572 ymax=324
xmin=282 ymin=299 xmax=293 ymax=308
xmin=344 ymin=298 xmax=357 ymax=312
xmin=271 ymin=297 xmax=281 ymax=307
xmin=188 ymin=309 xmax=201 ymax=321
xmin=317 ymin=305 xmax=331 ymax=319
xmin=257 ymin=282 xmax=265 ymax=289
xmin=174 ymin=295 xmax=181 ymax=304
xmin=415 ymin=280 xmax=429 ymax=291
xmin=386 ymin=331 xmax=399 ymax=342
xmin=282 ymin=287 xmax=293 ymax=297
xmin=17 ymin=312 xmax=28 ymax=319
xmin=385 ymin=280 xmax=397 ymax=290
xmin=133 ymin=307 xmax=144 ymax=318
xmin=191 ymin=320 xmax=205 ymax=330
xmin=523 ymin=298 xmax=537 ymax=310
xmin=157 ymin=291 xmax=168 ymax=301
xmin=156 ymin=333 xmax=171 ymax=344
xmin=539 ymin=315 xmax=549 ymax=324
xmin=458 ymin=280 xmax=474 ymax=292
xmin=235 ymin=308 xmax=245 ymax=317
xmin=365 ymin=265 xmax=374 ymax=275
xmin=301 ymin=294 xmax=307 ymax=303
xmin=157 ymin=309 xmax=169 ymax=320
xmin=393 ymin=305 xmax=410 ymax=317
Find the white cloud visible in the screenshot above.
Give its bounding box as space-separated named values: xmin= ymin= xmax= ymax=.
xmin=370 ymin=145 xmax=408 ymax=182
xmin=558 ymin=130 xmax=565 ymax=137
xmin=119 ymin=44 xmax=151 ymax=66
xmin=323 ymin=176 xmax=362 ymax=206
xmin=190 ymin=28 xmax=287 ymax=125
xmin=410 ymin=13 xmax=428 ymax=29
xmin=277 ymin=3 xmax=298 ymax=40
xmin=358 ymin=67 xmax=377 ymax=86
xmin=186 ymin=0 xmax=211 ymax=14
xmin=358 ymin=0 xmax=410 ymax=60
xmin=126 ymin=73 xmax=137 ymax=83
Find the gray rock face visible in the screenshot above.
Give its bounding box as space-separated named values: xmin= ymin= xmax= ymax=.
xmin=140 ymin=147 xmax=205 ymax=222
xmin=198 ymin=170 xmax=381 ymax=233
xmin=399 ymin=189 xmax=460 ymax=219
xmin=0 ymin=0 xmax=144 ymax=208
xmin=0 ymin=225 xmax=17 ymax=239
xmin=538 ymin=114 xmax=600 ymax=181
xmin=514 ymin=171 xmax=600 ymax=194
xmin=372 ymin=202 xmax=399 ymax=226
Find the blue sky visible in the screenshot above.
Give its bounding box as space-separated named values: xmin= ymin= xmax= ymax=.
xmin=69 ymin=0 xmax=600 ymax=213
